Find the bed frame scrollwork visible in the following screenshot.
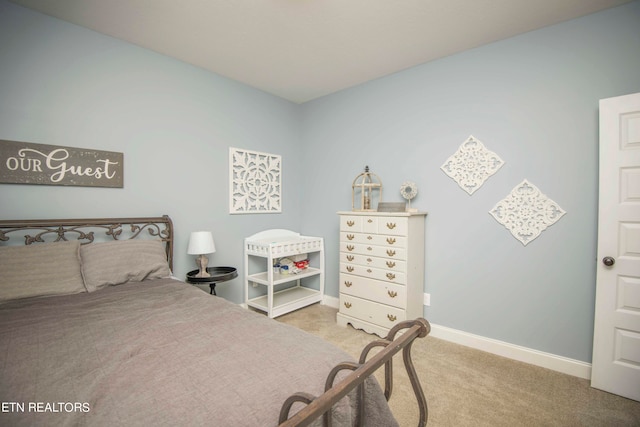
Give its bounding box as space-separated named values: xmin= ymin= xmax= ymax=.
xmin=0 ymin=216 xmax=174 ymax=270
xmin=279 ymin=317 xmax=430 ymax=427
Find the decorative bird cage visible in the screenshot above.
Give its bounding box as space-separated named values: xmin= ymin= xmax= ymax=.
xmin=352 ymin=166 xmax=383 ymax=211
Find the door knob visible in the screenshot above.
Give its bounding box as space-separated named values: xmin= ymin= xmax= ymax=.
xmin=603 ymin=256 xmax=615 ymax=267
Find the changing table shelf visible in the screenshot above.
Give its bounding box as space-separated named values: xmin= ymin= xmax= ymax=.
xmin=247 ymin=287 xmax=321 ymax=319
xmin=247 ymin=267 xmax=323 ymax=286
xmin=244 ymin=229 xmax=325 ymax=318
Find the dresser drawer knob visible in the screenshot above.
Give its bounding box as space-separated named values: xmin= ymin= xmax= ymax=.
xmin=367 ymin=246 xmax=373 ymax=251
xmin=386 ymin=273 xmax=396 ymax=280
xmin=386 ymin=222 xmax=396 ymax=229
xmin=386 ymin=261 xmax=396 ymax=268
xmin=344 ymin=281 xmax=352 ymax=287
xmin=344 ymin=302 xmax=352 ymax=309
xmin=367 ymin=235 xmax=373 ymax=240
xmin=346 ymin=266 xmax=354 ymax=272
xmin=366 ymin=269 xmax=372 ymax=273
xmin=366 ymin=258 xmax=372 ymax=263
xmin=346 ymin=220 xmax=355 ymax=227
xmin=346 ymin=234 xmax=354 ymax=240
xmin=386 ymin=250 xmax=396 ymax=257
xmin=347 ymin=245 xmax=355 ymax=251
xmin=388 ymin=290 xmax=398 ymax=298
xmin=367 ymin=219 xmax=373 ymax=223
xmin=387 ymin=314 xmax=397 ymax=322
xmin=346 ymin=255 xmax=354 ymax=261
xmin=386 ymin=237 xmax=396 ymax=245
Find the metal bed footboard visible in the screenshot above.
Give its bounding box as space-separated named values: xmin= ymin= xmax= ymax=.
xmin=279 ymin=317 xmax=431 ymax=427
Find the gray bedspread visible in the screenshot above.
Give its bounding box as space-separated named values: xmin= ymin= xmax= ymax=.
xmin=0 ymin=278 xmax=397 ymax=426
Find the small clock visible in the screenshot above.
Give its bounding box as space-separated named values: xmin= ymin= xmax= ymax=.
xmin=400 ymin=181 xmax=418 ymax=211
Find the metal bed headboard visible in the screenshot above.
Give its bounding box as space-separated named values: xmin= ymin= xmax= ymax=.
xmin=0 ymin=215 xmax=174 ymax=271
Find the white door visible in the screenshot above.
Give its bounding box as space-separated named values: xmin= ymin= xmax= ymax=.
xmin=591 ymin=92 xmax=640 ymax=401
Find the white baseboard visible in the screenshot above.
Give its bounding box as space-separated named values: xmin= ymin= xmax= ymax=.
xmin=321 ymin=296 xmax=590 ymax=379
xmin=429 ymin=324 xmax=592 ymax=380
xmin=322 ymin=295 xmax=340 ymax=308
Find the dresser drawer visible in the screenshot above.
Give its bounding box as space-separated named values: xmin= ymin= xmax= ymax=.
xmin=340 ymin=262 xmax=406 ymax=285
xmin=340 ymin=242 xmax=407 ymax=260
xmin=340 ymin=273 xmax=406 ymax=309
xmin=378 ymin=217 xmax=408 ymax=236
xmin=340 ymin=215 xmax=363 ymax=232
xmin=340 ymin=232 xmax=407 ymax=248
xmin=340 ymin=215 xmax=408 ymax=236
xmin=339 ymin=215 xmax=386 ymax=233
xmin=339 ymin=294 xmax=406 ymax=329
xmin=339 ymin=252 xmax=407 ymax=272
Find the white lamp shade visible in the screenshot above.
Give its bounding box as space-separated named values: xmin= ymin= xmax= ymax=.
xmin=187 ymin=231 xmax=216 ymax=255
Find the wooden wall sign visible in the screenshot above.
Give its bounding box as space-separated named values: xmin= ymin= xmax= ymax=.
xmin=0 ymin=140 xmax=123 ymax=188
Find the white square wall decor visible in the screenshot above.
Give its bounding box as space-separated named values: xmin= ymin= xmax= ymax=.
xmin=489 ymin=179 xmax=566 ymax=246
xmin=229 ymin=147 xmax=282 ymax=214
xmin=441 ymin=135 xmax=504 ymax=195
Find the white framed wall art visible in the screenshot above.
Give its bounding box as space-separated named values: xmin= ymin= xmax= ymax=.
xmin=489 ymin=179 xmax=566 ymax=245
xmin=441 ymin=135 xmax=504 ymax=195
xmin=229 ymin=147 xmax=282 ymax=214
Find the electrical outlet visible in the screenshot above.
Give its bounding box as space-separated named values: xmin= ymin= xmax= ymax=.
xmin=423 ymin=293 xmax=431 ymax=306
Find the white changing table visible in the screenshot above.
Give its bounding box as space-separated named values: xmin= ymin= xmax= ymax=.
xmin=244 ymin=229 xmax=325 ymax=318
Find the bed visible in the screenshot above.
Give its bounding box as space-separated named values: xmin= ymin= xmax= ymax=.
xmin=0 ymin=216 xmax=430 ymax=426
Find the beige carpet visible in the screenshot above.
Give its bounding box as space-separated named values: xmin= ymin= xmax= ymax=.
xmin=276 ymin=303 xmax=640 ymax=426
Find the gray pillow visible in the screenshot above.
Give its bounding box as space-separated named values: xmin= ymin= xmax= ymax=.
xmin=80 ymin=239 xmax=171 ymax=292
xmin=0 ymin=240 xmax=86 ymax=302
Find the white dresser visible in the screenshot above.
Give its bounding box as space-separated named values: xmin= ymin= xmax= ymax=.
xmin=337 ymin=211 xmax=426 ymax=337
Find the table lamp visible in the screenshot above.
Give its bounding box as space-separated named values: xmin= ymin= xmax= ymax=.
xmin=187 ymin=231 xmax=216 ymax=278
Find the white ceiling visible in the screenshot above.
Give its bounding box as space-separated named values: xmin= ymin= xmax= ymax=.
xmin=10 ymin=0 xmax=633 ymax=103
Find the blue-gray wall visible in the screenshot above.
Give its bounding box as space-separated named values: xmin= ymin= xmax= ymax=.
xmin=300 ymin=2 xmax=640 ymax=362
xmin=1 ymin=0 xmax=639 ymax=363
xmin=0 ymin=0 xmax=303 ymax=305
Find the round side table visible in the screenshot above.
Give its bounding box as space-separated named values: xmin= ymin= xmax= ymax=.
xmin=186 ymin=266 xmax=237 ymax=295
